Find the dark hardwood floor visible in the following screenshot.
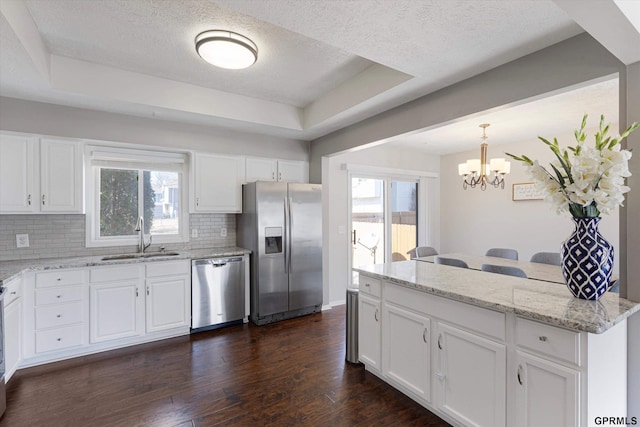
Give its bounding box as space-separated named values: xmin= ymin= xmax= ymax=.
xmin=1 ymin=306 xmax=449 ymax=426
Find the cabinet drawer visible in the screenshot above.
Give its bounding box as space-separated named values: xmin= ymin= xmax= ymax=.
xmin=91 ymin=265 xmax=141 ymax=283
xmin=516 ymin=317 xmax=581 ymax=365
xmin=36 ymin=269 xmax=85 ymax=288
xmin=146 ymin=260 xmax=189 ymax=278
xmin=35 ymin=301 xmax=83 ymax=329
xmin=3 ymin=277 xmax=22 ymax=307
xmin=36 ymin=286 xmax=83 ymax=306
xmin=35 ymin=324 xmax=84 ymax=353
xmin=359 ymin=275 xmax=381 ymax=298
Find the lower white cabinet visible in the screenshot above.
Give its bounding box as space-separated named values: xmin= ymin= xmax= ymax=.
xmin=358 ymin=293 xmax=381 ymax=371
xmin=4 ymin=276 xmax=22 ymax=381
xmin=514 ymin=350 xmax=579 ymax=427
xmin=435 ymin=321 xmax=506 ymax=427
xmin=19 ymin=260 xmax=191 ymax=368
xmin=90 ymin=280 xmax=145 ymax=343
xmin=145 ymin=260 xmax=190 ymax=333
xmin=382 ymin=302 xmax=431 ymax=402
xmin=357 ymin=273 xmax=628 ymax=427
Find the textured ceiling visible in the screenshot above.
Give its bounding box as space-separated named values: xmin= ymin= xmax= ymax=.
xmin=2 ymin=0 xmax=630 ymax=147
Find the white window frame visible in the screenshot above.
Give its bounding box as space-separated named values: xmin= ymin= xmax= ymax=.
xmin=85 ymin=145 xmax=189 ymax=248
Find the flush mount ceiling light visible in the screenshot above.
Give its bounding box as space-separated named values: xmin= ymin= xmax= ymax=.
xmin=458 ymin=124 xmax=511 ymax=190
xmin=195 ymin=30 xmax=258 ymax=70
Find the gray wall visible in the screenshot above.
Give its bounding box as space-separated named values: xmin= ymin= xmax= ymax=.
xmin=624 ymin=60 xmax=640 ymax=417
xmin=0 ymin=97 xmax=309 ymax=160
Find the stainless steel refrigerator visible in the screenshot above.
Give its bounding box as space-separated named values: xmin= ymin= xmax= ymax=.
xmin=238 ymin=182 xmax=322 ymax=325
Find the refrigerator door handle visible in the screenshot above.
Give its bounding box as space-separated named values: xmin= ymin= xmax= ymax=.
xmin=288 ymin=196 xmax=293 ymax=274
xmin=283 ymin=197 xmax=288 ymax=273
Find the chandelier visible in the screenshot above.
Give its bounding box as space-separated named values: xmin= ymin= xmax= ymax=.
xmin=458 ymin=124 xmax=510 ymax=190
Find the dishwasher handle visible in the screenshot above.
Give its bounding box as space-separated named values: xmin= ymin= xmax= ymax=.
xmin=193 ymin=257 xmax=243 ymax=267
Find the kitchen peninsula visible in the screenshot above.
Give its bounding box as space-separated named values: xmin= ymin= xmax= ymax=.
xmin=354 ymin=260 xmax=639 ymax=427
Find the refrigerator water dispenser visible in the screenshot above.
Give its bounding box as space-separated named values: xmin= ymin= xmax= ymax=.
xmin=264 ymin=227 xmax=282 ymax=254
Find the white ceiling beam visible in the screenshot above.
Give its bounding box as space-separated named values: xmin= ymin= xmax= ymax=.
xmin=554 ymin=0 xmax=640 ymax=65
xmin=303 ymin=64 xmax=413 ymax=130
xmin=0 ymin=0 xmax=50 ymax=81
xmin=50 ymin=56 xmax=304 ymax=132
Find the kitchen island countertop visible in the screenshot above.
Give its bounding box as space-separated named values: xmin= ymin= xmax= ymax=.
xmin=354 ymin=260 xmax=640 ymax=334
xmin=0 ymin=246 xmax=251 ymax=285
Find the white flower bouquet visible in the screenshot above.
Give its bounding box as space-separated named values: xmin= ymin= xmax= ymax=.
xmin=507 ymin=114 xmax=640 ymax=218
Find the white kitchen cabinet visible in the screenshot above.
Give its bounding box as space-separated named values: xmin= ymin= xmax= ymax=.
xmin=358 ymin=293 xmax=381 ymax=371
xmin=89 ymin=265 xmax=144 ymax=343
xmin=0 ymin=133 xmax=82 ymax=214
xmin=514 ymin=350 xmax=579 ymax=427
xmin=382 ymin=302 xmax=431 ymax=402
xmin=435 ymin=321 xmax=506 ymax=427
xmin=192 ymin=152 xmax=245 ymax=213
xmin=39 ymin=138 xmax=83 ymax=212
xmin=90 ymin=280 xmax=144 ymax=343
xmin=0 ymin=134 xmax=35 ymax=213
xmin=245 ymin=157 xmax=308 ymax=183
xmin=3 ymin=276 xmax=23 ymax=382
xmin=145 ymin=260 xmax=190 ymax=333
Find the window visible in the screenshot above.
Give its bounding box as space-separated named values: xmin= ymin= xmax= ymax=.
xmin=86 ymin=146 xmax=187 ymax=247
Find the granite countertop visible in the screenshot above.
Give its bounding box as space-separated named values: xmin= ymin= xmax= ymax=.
xmin=0 ymin=246 xmax=251 ymax=285
xmin=354 ymin=260 xmax=640 ymax=334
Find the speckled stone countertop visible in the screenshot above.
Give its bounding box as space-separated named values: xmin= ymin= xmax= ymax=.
xmin=0 ymin=246 xmax=250 ymax=285
xmin=354 ymin=260 xmax=640 ymax=334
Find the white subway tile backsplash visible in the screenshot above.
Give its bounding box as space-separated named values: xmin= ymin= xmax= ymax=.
xmin=0 ymin=213 xmax=237 ymax=261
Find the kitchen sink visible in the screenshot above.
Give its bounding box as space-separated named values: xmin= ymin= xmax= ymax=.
xmin=101 ymin=252 xmax=180 ymax=261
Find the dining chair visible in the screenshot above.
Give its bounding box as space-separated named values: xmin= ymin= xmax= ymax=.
xmin=434 ymin=256 xmax=469 ymax=268
xmin=407 ymin=246 xmax=439 ymax=259
xmin=530 ymin=252 xmax=561 ymax=266
xmin=609 ymin=279 xmax=620 ymax=294
xmin=485 ymin=248 xmax=519 ymax=260
xmin=481 ymin=263 xmax=528 ymax=278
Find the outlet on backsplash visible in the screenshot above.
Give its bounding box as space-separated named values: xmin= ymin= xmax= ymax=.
xmin=16 ymin=234 xmax=29 ymax=248
xmin=221 ymin=228 xmax=227 ymax=237
xmin=191 ymin=229 xmax=198 ymax=238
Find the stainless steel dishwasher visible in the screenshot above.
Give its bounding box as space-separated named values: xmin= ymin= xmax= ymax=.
xmin=191 ymin=256 xmax=245 ymax=332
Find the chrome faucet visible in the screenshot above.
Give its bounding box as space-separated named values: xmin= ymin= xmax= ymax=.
xmin=134 ymin=216 xmax=152 ymax=253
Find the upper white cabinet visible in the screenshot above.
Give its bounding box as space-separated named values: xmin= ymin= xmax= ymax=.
xmin=245 ymin=157 xmax=308 ymax=183
xmin=192 ymin=152 xmax=245 ymax=213
xmin=39 ymin=138 xmax=83 ymax=212
xmin=0 ymin=134 xmax=35 ymax=212
xmin=0 ymin=133 xmax=83 ymax=214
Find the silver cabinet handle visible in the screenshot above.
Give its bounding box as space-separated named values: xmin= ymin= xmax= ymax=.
xmin=272 ymin=171 xmax=275 ymax=180
xmin=374 ymin=308 xmax=379 ymax=322
xmin=136 ymin=287 xmax=139 ymax=297
xmin=57 ymin=338 xmax=62 ymax=342
xmin=196 ymin=197 xmax=199 ymax=207
xmin=517 ymin=365 xmax=524 ymax=386
xmin=539 ymin=336 xmax=548 ymax=342
xmin=423 ymin=328 xmax=428 ymax=343
xmin=56 ymin=314 xmax=61 ymax=318
xmin=27 ymin=194 xmax=31 ymax=205
xmin=437 ymin=333 xmax=443 ymax=350
xmin=146 ymin=286 xmax=150 ymax=296
xmin=279 ymin=172 xmax=282 ymax=181
xmin=42 ymin=194 xmax=46 ymax=205
xmin=10 ymin=291 xmax=16 ymax=295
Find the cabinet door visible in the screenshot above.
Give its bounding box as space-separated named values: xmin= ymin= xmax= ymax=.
xmin=245 ymin=157 xmax=277 ymax=182
xmin=382 ymin=302 xmax=431 ymax=402
xmin=4 ymin=300 xmax=22 ymax=381
xmin=358 ymin=293 xmax=381 ymax=371
xmin=146 ymin=276 xmax=190 ymax=333
xmin=0 ymin=134 xmax=34 ymax=213
xmin=193 ymin=153 xmax=244 ymax=213
xmin=515 ymin=350 xmax=579 ymax=427
xmin=40 ymin=138 xmax=82 ymax=212
xmin=436 ymin=322 xmax=506 ymax=427
xmin=277 ymin=160 xmax=308 ymax=183
xmin=90 ymin=281 xmax=144 ymax=343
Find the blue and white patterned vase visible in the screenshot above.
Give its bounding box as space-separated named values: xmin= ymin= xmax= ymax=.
xmin=561 ymin=217 xmax=613 ymax=301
